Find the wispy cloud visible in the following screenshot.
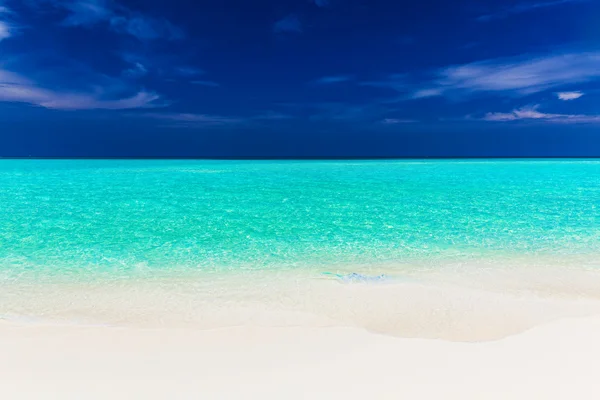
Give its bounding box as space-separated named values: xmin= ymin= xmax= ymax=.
xmin=433 ymin=52 xmax=600 ymax=96
xmin=191 ymin=80 xmax=220 ymax=87
xmin=61 ymin=0 xmax=112 ymax=26
xmin=477 ymin=0 xmax=587 ymax=22
xmin=119 ymin=52 xmax=203 ymax=82
xmin=557 ymin=91 xmax=584 ymax=100
xmin=109 ymin=15 xmax=183 ymax=41
xmin=0 ymin=20 xmax=10 ymax=41
xmin=252 ymin=111 xmax=293 ymax=120
xmin=0 ymin=67 xmax=162 ymax=110
xmin=123 ymin=62 xmax=148 ymax=79
xmin=140 ymin=112 xmax=241 ymax=127
xmin=174 ymin=66 xmax=203 ymax=77
xmin=28 ymin=0 xmax=183 ymax=41
xmin=1 ymin=2 xmax=185 ymax=112
xmin=365 ymin=51 xmax=600 ymax=100
xmin=140 ymin=111 xmax=295 ymax=127
xmin=273 ymin=14 xmax=302 ymax=34
xmin=481 ymin=105 xmax=600 ymax=123
xmin=314 ymin=75 xmax=354 ymax=84
xmin=381 ymin=118 xmax=417 ymax=124
xmin=410 ymin=88 xmax=444 ymax=99
xmin=41 ymin=90 xmax=161 ymax=110
xmin=0 ymin=2 xmax=14 ymax=41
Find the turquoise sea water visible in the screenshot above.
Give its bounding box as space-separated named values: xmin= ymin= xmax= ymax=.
xmin=2 ymin=159 xmax=600 ymax=340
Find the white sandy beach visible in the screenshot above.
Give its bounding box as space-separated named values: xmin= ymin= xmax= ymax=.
xmin=2 ymin=316 xmax=600 ymax=399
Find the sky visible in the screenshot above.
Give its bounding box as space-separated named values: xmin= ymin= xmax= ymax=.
xmin=1 ymin=0 xmax=600 ymax=157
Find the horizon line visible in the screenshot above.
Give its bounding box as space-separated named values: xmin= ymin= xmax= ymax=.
xmin=2 ymin=156 xmax=600 ymax=160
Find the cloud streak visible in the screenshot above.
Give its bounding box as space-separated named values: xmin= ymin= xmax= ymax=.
xmin=432 ymin=52 xmax=600 ymax=96
xmin=410 ymin=88 xmax=444 ymax=99
xmin=557 ymin=91 xmax=584 ymax=100
xmin=477 ymin=0 xmax=587 ymax=21
xmin=61 ymin=0 xmax=112 ymax=26
xmin=0 ymin=20 xmax=10 ymax=41
xmin=0 ymin=68 xmax=162 ymax=110
xmin=481 ymin=105 xmax=600 ymax=123
xmin=381 ymin=118 xmax=417 ymax=124
xmin=29 ymin=0 xmax=184 ymax=41
xmin=41 ymin=90 xmax=161 ymax=110
xmin=109 ymin=15 xmax=183 ymax=41
xmin=123 ymin=62 xmax=148 ymax=79
xmin=0 ymin=2 xmax=14 ymax=41
xmin=119 ymin=52 xmax=205 ymax=83
xmin=365 ymin=51 xmax=600 ymax=100
xmin=174 ymin=66 xmax=203 ymax=77
xmin=433 ymin=53 xmax=600 ymax=95
xmin=140 ymin=112 xmax=241 ymax=127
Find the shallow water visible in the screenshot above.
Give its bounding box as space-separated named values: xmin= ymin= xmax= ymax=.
xmin=2 ymin=159 xmax=600 ymax=340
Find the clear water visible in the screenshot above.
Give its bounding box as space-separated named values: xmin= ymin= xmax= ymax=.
xmin=2 ymin=159 xmax=600 ymax=340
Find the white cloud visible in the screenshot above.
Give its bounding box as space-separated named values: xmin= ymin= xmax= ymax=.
xmin=436 ymin=52 xmax=600 ymax=95
xmin=367 ymin=51 xmax=600 ymax=100
xmin=482 ymin=105 xmax=600 ymax=123
xmin=0 ymin=2 xmax=172 ymax=110
xmin=0 ymin=1 xmax=12 ymax=14
xmin=557 ymin=91 xmax=584 ymax=101
xmin=0 ymin=20 xmax=10 ymax=40
xmin=0 ymin=2 xmax=14 ymax=41
xmin=0 ymin=68 xmax=162 ymax=110
xmin=411 ymin=88 xmax=444 ymax=99
xmin=40 ymin=91 xmax=161 ymax=110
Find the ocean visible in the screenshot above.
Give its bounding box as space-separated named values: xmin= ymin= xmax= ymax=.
xmin=2 ymin=159 xmax=600 ymax=340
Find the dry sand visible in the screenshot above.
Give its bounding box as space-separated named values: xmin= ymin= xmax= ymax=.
xmin=2 ymin=316 xmax=600 ymax=399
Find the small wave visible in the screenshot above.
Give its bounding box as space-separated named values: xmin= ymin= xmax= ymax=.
xmin=322 ymin=272 xmax=391 ymax=284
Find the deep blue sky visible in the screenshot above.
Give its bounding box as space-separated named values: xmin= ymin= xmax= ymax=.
xmin=1 ymin=0 xmax=600 ymax=157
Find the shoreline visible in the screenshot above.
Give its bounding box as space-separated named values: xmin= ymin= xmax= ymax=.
xmin=2 ymin=315 xmax=600 ymax=399
xmin=4 ymin=270 xmax=600 ymax=342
